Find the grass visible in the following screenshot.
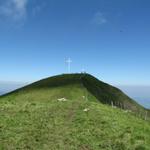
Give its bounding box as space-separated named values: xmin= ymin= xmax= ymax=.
xmin=0 ymin=82 xmax=150 ymax=150
xmin=3 ymin=74 xmax=148 ymax=114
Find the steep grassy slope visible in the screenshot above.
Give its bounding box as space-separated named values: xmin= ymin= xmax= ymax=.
xmin=0 ymin=74 xmax=150 ymax=149
xmin=81 ymin=74 xmax=146 ymax=112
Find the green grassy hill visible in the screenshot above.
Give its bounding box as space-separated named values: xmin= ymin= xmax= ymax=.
xmin=0 ymin=73 xmax=150 ymax=150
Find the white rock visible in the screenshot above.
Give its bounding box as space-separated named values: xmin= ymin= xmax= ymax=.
xmin=124 ymin=110 xmax=131 ymax=113
xmin=83 ymin=108 xmax=90 ymax=112
xmin=57 ymin=98 xmax=67 ymax=102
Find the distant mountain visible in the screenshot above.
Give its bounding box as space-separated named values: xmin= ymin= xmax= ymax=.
xmin=133 ymin=97 xmax=150 ymax=109
xmin=0 ymin=91 xmax=4 ymax=95
xmin=0 ymin=81 xmax=27 ymax=96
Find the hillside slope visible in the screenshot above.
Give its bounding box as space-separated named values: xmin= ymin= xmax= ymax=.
xmin=2 ymin=73 xmax=147 ymax=113
xmin=0 ymin=74 xmax=150 ymax=149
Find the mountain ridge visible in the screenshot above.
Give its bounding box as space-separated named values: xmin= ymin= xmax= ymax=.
xmin=1 ymin=73 xmax=148 ymax=115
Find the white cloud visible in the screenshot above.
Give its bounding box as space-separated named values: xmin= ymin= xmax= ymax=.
xmin=0 ymin=0 xmax=28 ymax=20
xmin=32 ymin=2 xmax=46 ymax=16
xmin=92 ymin=12 xmax=107 ymax=25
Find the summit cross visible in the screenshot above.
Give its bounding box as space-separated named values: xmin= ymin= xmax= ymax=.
xmin=66 ymin=58 xmax=72 ymax=73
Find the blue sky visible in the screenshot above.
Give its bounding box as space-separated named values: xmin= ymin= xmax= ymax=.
xmin=0 ymin=0 xmax=150 ymax=85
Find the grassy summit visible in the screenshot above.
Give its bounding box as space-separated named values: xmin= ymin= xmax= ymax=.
xmin=0 ymin=73 xmax=150 ymax=149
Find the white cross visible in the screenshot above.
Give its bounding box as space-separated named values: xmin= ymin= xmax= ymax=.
xmin=66 ymin=58 xmax=72 ymax=73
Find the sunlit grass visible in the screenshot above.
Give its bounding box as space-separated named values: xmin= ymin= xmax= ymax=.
xmin=0 ymin=84 xmax=149 ymax=150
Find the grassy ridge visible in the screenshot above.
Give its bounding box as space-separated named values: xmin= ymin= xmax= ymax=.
xmin=2 ymin=74 xmax=146 ymax=111
xmin=0 ymin=84 xmax=150 ymax=149
xmin=1 ymin=73 xmax=149 ymax=118
xmin=0 ymin=74 xmax=150 ymax=149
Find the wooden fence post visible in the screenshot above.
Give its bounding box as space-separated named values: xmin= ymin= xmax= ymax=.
xmin=111 ymin=101 xmax=114 ymax=108
xmin=145 ymin=111 xmax=147 ymax=121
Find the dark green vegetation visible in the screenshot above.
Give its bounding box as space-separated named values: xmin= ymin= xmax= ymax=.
xmin=0 ymin=74 xmax=150 ymax=150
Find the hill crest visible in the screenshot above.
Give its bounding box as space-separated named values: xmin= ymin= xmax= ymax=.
xmin=1 ymin=73 xmax=148 ymax=114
